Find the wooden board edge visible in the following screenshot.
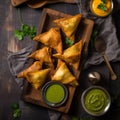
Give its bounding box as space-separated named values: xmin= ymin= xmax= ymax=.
xmin=21 ymin=8 xmax=94 ymax=113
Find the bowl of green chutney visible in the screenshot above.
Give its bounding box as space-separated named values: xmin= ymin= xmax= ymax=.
xmin=81 ymin=86 xmax=111 ymax=116
xmin=42 ymin=81 xmax=68 ymax=107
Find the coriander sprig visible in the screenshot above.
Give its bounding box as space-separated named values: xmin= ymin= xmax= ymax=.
xmin=97 ymin=3 xmax=107 ymax=12
xmin=65 ymin=37 xmax=74 ymax=46
xmin=14 ymin=8 xmax=36 ymax=41
xmin=97 ymin=0 xmax=107 ymax=12
xmin=90 ymin=28 xmax=98 ymax=48
xmin=101 ymin=0 xmax=107 ymax=4
xmin=11 ymin=103 xmax=22 ymax=119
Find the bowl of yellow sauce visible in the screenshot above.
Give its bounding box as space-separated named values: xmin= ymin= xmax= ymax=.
xmin=81 ymin=86 xmax=111 ymax=116
xmin=90 ymin=0 xmax=113 ymax=17
xmin=42 ymin=81 xmax=68 ymax=107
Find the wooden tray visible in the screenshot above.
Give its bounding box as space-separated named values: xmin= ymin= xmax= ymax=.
xmin=22 ymin=8 xmax=94 ymax=113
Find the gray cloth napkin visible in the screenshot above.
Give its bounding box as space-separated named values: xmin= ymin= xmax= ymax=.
xmin=7 ymin=45 xmax=33 ymax=89
xmin=7 ymin=45 xmax=63 ymax=120
xmin=79 ymin=0 xmax=120 ymax=69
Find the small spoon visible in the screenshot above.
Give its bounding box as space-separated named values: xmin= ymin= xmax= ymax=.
xmin=95 ymin=39 xmax=117 ymax=80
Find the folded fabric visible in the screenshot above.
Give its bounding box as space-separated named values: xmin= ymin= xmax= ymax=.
xmin=78 ymin=0 xmax=120 ymax=69
xmin=7 ymin=45 xmax=64 ymax=120
xmin=7 ymin=45 xmax=33 ymax=88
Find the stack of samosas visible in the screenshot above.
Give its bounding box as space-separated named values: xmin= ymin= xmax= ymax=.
xmin=17 ymin=14 xmax=84 ymax=90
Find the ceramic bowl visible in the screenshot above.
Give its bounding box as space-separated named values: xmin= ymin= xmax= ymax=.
xmin=81 ymin=86 xmax=111 ymax=116
xmin=90 ymin=0 xmax=113 ymax=17
xmin=42 ymin=81 xmax=68 ymax=107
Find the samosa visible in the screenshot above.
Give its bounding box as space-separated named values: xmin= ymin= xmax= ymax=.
xmin=17 ymin=61 xmax=43 ymax=78
xmin=53 ymin=40 xmax=84 ymax=69
xmin=33 ymin=28 xmax=63 ymax=54
xmin=54 ymin=14 xmax=83 ymax=42
xmin=51 ymin=60 xmax=78 ymax=86
xmin=26 ymin=68 xmax=51 ymax=89
xmin=28 ymin=47 xmax=53 ymax=67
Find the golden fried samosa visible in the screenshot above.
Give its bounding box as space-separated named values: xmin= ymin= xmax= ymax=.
xmin=33 ymin=28 xmax=63 ymax=54
xmin=54 ymin=14 xmax=83 ymax=42
xmin=26 ymin=68 xmax=51 ymax=89
xmin=53 ymin=40 xmax=83 ymax=69
xmin=17 ymin=61 xmax=43 ymax=78
xmin=51 ymin=60 xmax=78 ymax=86
xmin=29 ymin=47 xmax=53 ymax=67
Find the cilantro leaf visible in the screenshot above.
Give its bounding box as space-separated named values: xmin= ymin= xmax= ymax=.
xmin=30 ymin=26 xmax=36 ymax=33
xmin=97 ymin=3 xmax=107 ymax=12
xmin=14 ymin=24 xmax=36 ymax=40
xmin=65 ymin=37 xmax=74 ymax=46
xmin=71 ymin=116 xmax=80 ymax=120
xmin=13 ymin=109 xmax=22 ymax=119
xmin=14 ymin=8 xmax=36 ymax=41
xmin=14 ymin=30 xmax=24 ymax=40
xmin=80 ymin=116 xmax=96 ymax=120
xmin=29 ymin=26 xmax=36 ymax=39
xmin=22 ymin=24 xmax=31 ymax=36
xmin=101 ymin=0 xmax=107 ymax=4
xmin=11 ymin=103 xmax=22 ymax=119
xmin=12 ymin=103 xmax=19 ymax=110
xmin=90 ymin=29 xmax=98 ymax=48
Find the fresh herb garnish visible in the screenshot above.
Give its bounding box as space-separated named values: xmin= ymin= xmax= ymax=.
xmin=65 ymin=37 xmax=74 ymax=46
xmin=80 ymin=116 xmax=96 ymax=120
xmin=14 ymin=8 xmax=36 ymax=40
xmin=101 ymin=0 xmax=107 ymax=4
xmin=71 ymin=116 xmax=80 ymax=120
xmin=97 ymin=3 xmax=107 ymax=12
xmin=14 ymin=24 xmax=36 ymax=40
xmin=12 ymin=103 xmax=22 ymax=119
xmin=90 ymin=28 xmax=98 ymax=48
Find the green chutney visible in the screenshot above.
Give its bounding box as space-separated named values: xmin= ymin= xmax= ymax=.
xmin=45 ymin=84 xmax=65 ymax=103
xmin=84 ymin=88 xmax=109 ymax=114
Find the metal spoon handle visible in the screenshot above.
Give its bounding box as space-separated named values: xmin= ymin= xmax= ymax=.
xmin=102 ymin=53 xmax=117 ymax=80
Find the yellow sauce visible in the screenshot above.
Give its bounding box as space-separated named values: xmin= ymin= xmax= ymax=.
xmin=91 ymin=0 xmax=112 ymax=17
